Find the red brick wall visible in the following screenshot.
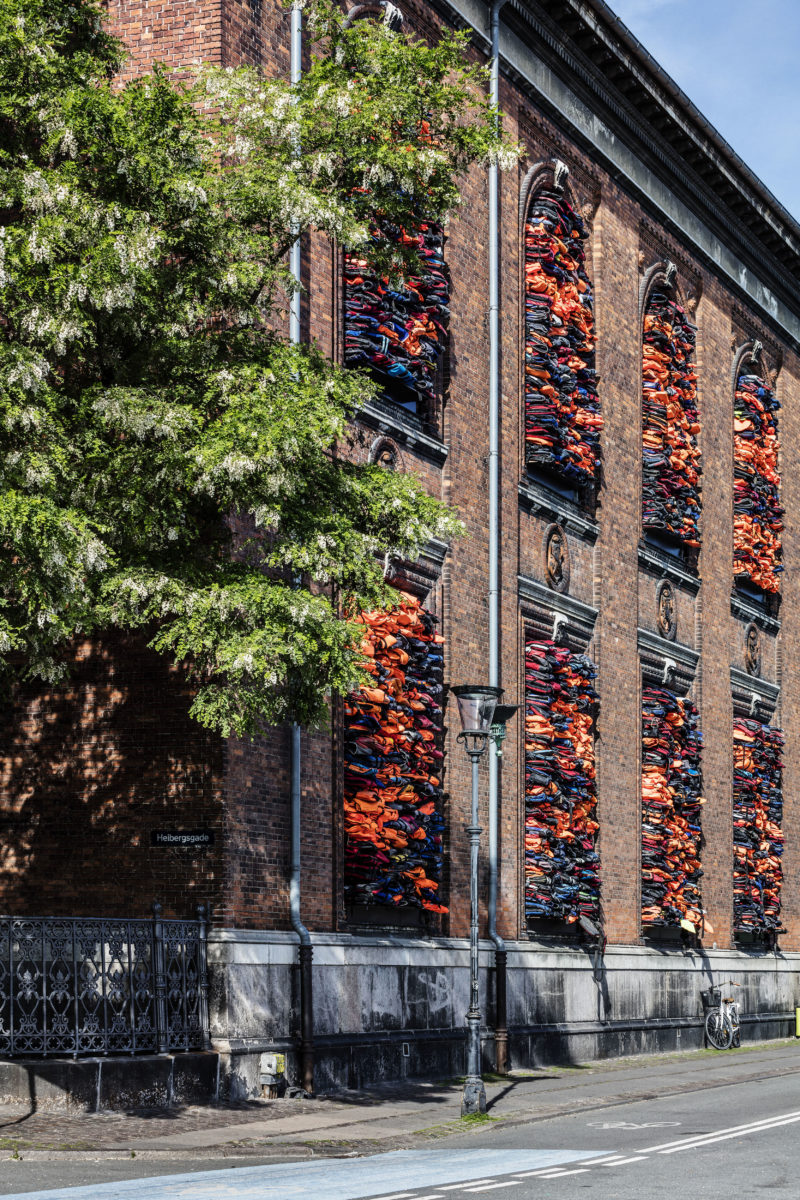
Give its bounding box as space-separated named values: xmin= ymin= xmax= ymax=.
xmin=221 ymin=724 xmax=334 ymax=931
xmin=106 ymin=0 xmax=223 ymax=78
xmin=591 ymin=182 xmax=644 ymax=945
xmin=4 ymin=0 xmax=799 ymax=955
xmin=0 ymin=634 xmax=224 ymax=920
xmin=105 ymin=0 xmax=289 ymax=76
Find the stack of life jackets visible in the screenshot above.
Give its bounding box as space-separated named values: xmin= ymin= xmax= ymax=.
xmin=733 ymin=718 xmax=784 ymax=934
xmin=344 ymin=218 xmax=449 ymax=420
xmin=343 ymin=595 xmax=448 ymax=913
xmin=641 ymin=292 xmax=701 ymax=547
xmin=641 ymin=686 xmax=704 ymax=930
xmin=733 ymin=373 xmax=783 ymax=594
xmin=523 ymin=190 xmax=602 ymax=488
xmin=524 ymin=637 xmax=601 ymax=925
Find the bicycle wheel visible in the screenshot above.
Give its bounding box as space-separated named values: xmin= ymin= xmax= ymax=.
xmin=705 ymin=1008 xmax=733 ymax=1050
xmin=729 ymin=1005 xmax=741 ymax=1048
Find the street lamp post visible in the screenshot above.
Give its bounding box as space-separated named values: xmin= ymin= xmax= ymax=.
xmin=452 ymin=684 xmax=504 ymax=1116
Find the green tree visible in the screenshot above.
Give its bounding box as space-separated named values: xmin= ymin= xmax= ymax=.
xmin=0 ymin=0 xmax=512 ymax=735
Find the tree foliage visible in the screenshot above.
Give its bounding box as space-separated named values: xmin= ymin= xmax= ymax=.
xmin=0 ymin=0 xmax=512 ymax=735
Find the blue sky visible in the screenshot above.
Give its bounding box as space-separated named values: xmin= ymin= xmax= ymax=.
xmin=608 ymin=0 xmax=800 ymax=221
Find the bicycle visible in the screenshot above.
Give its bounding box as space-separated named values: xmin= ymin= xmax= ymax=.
xmin=702 ymin=980 xmax=741 ymax=1050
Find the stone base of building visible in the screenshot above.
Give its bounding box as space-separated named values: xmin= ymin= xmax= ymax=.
xmin=209 ymin=930 xmax=800 ymax=1095
xmin=4 ymin=934 xmax=793 ymax=1109
xmin=0 ymin=1052 xmax=219 ymax=1111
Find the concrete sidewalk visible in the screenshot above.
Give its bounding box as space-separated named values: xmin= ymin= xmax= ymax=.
xmin=1 ymin=1040 xmax=799 ymax=1161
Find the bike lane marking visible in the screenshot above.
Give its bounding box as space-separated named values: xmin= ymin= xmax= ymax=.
xmin=643 ymin=1108 xmax=800 ymax=1154
xmin=655 ymin=1112 xmax=800 ymax=1155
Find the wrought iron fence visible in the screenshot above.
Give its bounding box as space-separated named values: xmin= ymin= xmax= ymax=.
xmin=0 ymin=904 xmax=210 ymax=1058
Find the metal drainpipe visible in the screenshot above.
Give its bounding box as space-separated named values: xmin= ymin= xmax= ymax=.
xmin=487 ymin=0 xmax=508 ymax=1076
xmin=289 ymin=0 xmax=314 ymax=1097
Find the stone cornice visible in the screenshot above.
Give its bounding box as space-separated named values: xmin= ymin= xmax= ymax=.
xmin=359 ymin=401 xmax=448 ymax=465
xmin=731 ymin=593 xmax=781 ymax=636
xmin=518 ymin=573 xmax=597 ymax=651
xmin=432 ymin=0 xmax=800 ymax=345
xmin=638 ymin=544 xmax=701 ymax=595
xmin=638 ymin=628 xmax=698 ymax=695
xmin=509 ymin=0 xmax=800 ymax=313
xmin=731 ymin=667 xmax=780 ymax=722
xmin=518 ymin=479 xmax=598 ymax=542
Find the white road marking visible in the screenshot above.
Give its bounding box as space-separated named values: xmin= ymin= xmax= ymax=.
xmin=584 ymin=1157 xmax=628 ymax=1165
xmin=437 ymin=1184 xmax=494 ymax=1192
xmin=602 ymin=1157 xmax=649 ymax=1166
xmin=644 ymin=1108 xmax=800 ymax=1154
xmin=658 ymin=1113 xmax=800 ymax=1155
xmin=463 ymin=1183 xmax=522 ymax=1192
xmin=588 ymin=1120 xmax=679 ymax=1130
xmin=373 ymin=1194 xmax=416 ymax=1199
xmin=512 ymin=1170 xmax=577 ymax=1178
xmin=540 ymin=1169 xmax=591 ymax=1178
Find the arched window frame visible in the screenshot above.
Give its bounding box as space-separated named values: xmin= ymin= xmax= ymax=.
xmin=639 ymin=258 xmax=701 ymax=564
xmin=731 ymin=338 xmax=782 ymax=604
xmin=520 ymin=158 xmax=601 ymax=504
xmin=343 ymin=1 xmax=403 ymax=28
xmin=340 ymin=1 xmax=450 ymax=438
xmin=519 ymin=582 xmax=602 ymax=942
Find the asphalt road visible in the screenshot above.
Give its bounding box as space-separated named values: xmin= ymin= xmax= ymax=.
xmin=4 ymin=1057 xmax=800 ymax=1198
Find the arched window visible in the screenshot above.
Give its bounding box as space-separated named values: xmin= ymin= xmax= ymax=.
xmin=344 ymin=221 xmax=448 ymax=425
xmin=522 ymin=163 xmax=601 ymax=493
xmin=342 ymin=6 xmax=448 ymax=430
xmin=524 ymin=634 xmax=600 ymax=931
xmin=343 ymin=594 xmax=447 ymax=920
xmin=641 ymin=265 xmax=701 ymax=552
xmin=641 ymin=685 xmax=704 ymax=934
xmin=340 ymin=5 xmax=448 ymax=926
xmin=732 ymin=345 xmax=782 ymax=595
xmin=733 ymin=716 xmax=783 ymax=940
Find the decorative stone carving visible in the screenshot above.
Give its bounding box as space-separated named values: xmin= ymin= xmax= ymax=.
xmin=372 ymin=439 xmax=398 ymax=470
xmin=744 ymin=623 xmax=761 ymax=676
xmin=656 ymin=579 xmax=677 ymax=641
xmin=639 ymin=628 xmax=698 ymax=695
xmin=731 ymin=666 xmax=779 ymax=722
xmin=580 ymin=200 xmax=596 ymax=228
xmin=552 ymin=615 xmax=569 ymax=645
xmin=544 ymin=523 xmax=570 ymax=593
xmin=553 ymin=159 xmax=570 ymax=193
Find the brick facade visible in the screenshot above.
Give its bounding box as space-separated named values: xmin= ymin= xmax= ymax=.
xmin=3 ymin=0 xmax=800 ymax=968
